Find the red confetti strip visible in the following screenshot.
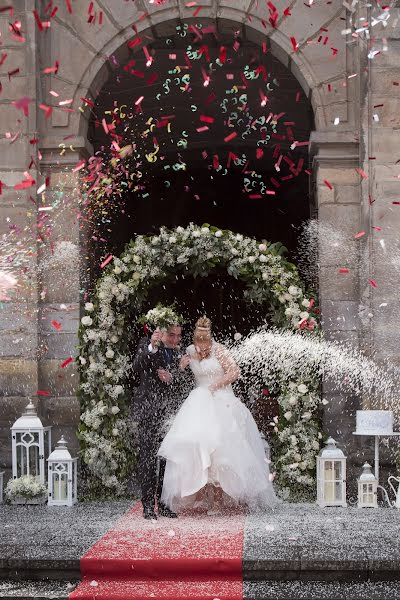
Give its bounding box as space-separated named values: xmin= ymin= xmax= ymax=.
xmin=51 ymin=320 xmax=62 ymax=331
xmin=39 ymin=104 xmax=53 ymax=119
xmin=355 ymin=168 xmax=368 ymax=179
xmin=290 ymin=36 xmax=298 ymax=52
xmin=65 ymin=0 xmax=72 ymax=14
xmin=147 ymin=73 xmax=158 ymax=85
xmin=224 ymin=132 xmax=237 ymax=143
xmin=14 ymin=174 xmax=35 ymax=190
xmin=37 ymin=390 xmax=50 ymax=396
xmin=8 ymin=68 xmax=20 ymax=80
xmin=339 ymin=268 xmax=349 ymax=274
xmin=33 ymin=9 xmax=44 ymax=31
xmin=100 ymin=254 xmax=113 ymax=268
xmin=61 ymin=357 xmax=73 ymax=368
xmin=43 ymin=60 xmax=59 ymax=74
xmin=72 ymin=159 xmax=86 ymax=173
xmin=80 ymin=97 xmax=94 ymax=107
xmin=354 ymin=231 xmax=366 ymax=239
xmin=324 ymin=180 xmax=333 ymax=190
xmin=369 ymin=279 xmax=377 ymax=288
xmin=193 ymin=5 xmax=203 ymax=16
xmin=249 ymin=194 xmax=262 ymax=199
xmin=128 ymin=37 xmax=142 ymax=49
xmin=200 ymin=115 xmax=214 ymax=123
xmin=227 ymin=151 xmax=239 ymax=168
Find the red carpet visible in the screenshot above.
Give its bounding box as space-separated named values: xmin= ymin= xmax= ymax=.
xmin=69 ymin=502 xmax=244 ymax=600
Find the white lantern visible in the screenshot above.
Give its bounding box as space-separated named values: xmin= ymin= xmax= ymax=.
xmin=358 ymin=462 xmax=378 ymax=508
xmin=47 ymin=436 xmax=78 ymax=507
xmin=11 ymin=400 xmax=52 ymax=485
xmin=0 ymin=472 xmax=4 ymax=504
xmin=317 ymin=437 xmax=347 ymax=507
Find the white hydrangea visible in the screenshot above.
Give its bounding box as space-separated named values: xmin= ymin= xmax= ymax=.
xmin=169 ymin=236 xmax=177 ymax=244
xmin=192 ymin=230 xmax=200 ymax=238
xmin=298 ymin=384 xmax=308 ymax=394
xmin=284 ymin=411 xmax=292 ymax=420
xmin=259 ymin=243 xmax=267 ymax=251
xmin=81 ymin=316 xmax=93 ymax=326
xmin=215 ymin=230 xmax=223 ymax=238
xmin=248 ymin=256 xmax=256 ymax=264
xmin=288 ymin=285 xmax=301 ymax=297
xmin=302 ymin=298 xmax=311 ymax=308
xmin=85 ymin=302 xmax=94 ymax=312
xmin=111 ymin=406 xmax=120 ymax=415
xmin=106 ymin=349 xmax=115 ymax=359
xmin=299 ymin=311 xmax=309 ymax=320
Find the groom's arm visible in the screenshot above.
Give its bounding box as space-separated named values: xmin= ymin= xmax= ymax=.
xmin=132 ymin=337 xmax=160 ymax=374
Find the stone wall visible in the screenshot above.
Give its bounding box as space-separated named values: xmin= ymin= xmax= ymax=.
xmin=1 ymin=1 xmax=400 ymax=485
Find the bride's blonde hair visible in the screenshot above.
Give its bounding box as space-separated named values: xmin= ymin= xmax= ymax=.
xmin=194 ymin=316 xmax=212 ymax=343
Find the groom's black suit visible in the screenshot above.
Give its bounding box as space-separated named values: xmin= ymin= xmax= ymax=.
xmin=132 ymin=337 xmax=183 ymax=511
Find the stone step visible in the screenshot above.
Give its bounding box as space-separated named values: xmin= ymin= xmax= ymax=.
xmin=244 ymin=580 xmax=400 ymax=599
xmin=0 ymin=580 xmax=79 ymax=600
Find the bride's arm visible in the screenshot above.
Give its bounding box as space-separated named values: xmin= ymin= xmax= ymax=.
xmin=210 ymin=344 xmax=241 ymax=391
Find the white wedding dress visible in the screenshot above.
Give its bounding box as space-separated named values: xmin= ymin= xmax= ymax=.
xmin=158 ymin=341 xmax=278 ymax=512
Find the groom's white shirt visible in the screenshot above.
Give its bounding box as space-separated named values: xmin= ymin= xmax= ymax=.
xmin=148 ymin=343 xmax=158 ymax=353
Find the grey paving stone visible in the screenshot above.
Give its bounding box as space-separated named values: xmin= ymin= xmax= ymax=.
xmin=244 ymin=580 xmax=400 ymax=599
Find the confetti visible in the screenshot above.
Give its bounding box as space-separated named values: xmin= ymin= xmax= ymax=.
xmin=224 ymin=132 xmax=237 ymax=143
xmin=100 ymin=254 xmax=113 ymax=269
xmin=61 ymin=357 xmax=74 ymax=368
xmin=369 ymin=279 xmax=377 ymax=288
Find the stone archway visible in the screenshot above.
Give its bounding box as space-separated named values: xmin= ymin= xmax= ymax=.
xmin=35 ymin=4 xmax=361 ymax=460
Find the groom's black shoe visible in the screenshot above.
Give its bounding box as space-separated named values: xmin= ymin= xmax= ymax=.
xmin=158 ymin=503 xmax=178 ymax=518
xmin=143 ymin=506 xmax=157 ymax=520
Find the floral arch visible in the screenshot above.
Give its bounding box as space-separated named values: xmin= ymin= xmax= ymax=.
xmin=77 ymin=223 xmax=322 ymax=500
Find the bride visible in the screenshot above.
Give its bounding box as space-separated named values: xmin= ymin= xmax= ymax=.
xmin=157 ymin=316 xmax=278 ymax=514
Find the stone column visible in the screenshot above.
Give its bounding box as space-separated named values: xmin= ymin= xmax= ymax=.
xmin=310 ymin=133 xmax=362 ymax=481
xmin=36 ymin=141 xmax=92 ymax=456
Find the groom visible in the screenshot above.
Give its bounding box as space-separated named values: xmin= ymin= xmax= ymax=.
xmin=132 ymin=319 xmax=190 ymax=520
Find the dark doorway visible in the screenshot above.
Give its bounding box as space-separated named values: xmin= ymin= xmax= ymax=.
xmin=87 ymin=28 xmax=314 ymax=280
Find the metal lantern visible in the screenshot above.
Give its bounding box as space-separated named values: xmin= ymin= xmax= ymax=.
xmin=47 ymin=436 xmax=78 ymax=507
xmin=0 ymin=472 xmax=4 ymax=504
xmin=11 ymin=400 xmax=52 ymax=484
xmin=358 ymin=462 xmax=378 ymax=508
xmin=317 ymin=437 xmax=347 ymax=507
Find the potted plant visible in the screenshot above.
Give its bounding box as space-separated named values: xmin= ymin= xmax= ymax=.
xmin=5 ymin=475 xmax=47 ymax=505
